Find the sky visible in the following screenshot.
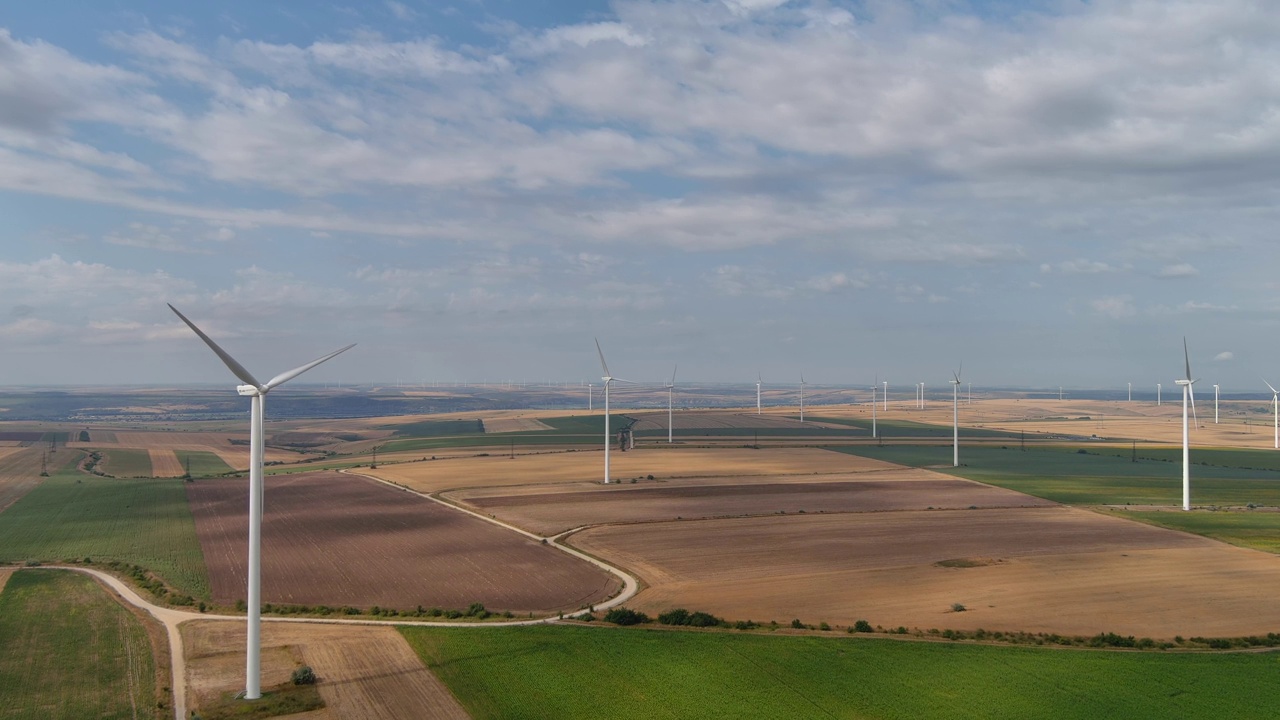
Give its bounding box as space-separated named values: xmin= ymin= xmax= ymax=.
xmin=2 ymin=0 xmax=1278 ymax=391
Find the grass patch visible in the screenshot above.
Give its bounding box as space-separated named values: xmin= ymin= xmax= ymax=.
xmin=0 ymin=569 xmax=159 ymax=719
xmin=1114 ymin=509 xmax=1280 ymax=554
xmin=98 ymin=448 xmax=153 ymax=477
xmin=0 ymin=465 xmax=210 ymax=599
xmin=193 ymin=683 xmax=323 ymax=720
xmin=402 ymin=624 xmax=1280 ymax=719
xmin=174 ymin=450 xmax=234 ymax=477
xmin=810 ymin=416 xmax=1021 ymax=439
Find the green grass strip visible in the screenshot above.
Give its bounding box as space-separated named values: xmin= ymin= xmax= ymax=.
xmin=402 ymin=624 xmax=1280 ymax=719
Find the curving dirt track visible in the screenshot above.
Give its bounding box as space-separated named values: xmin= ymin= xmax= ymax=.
xmin=187 ymin=470 xmax=620 ymax=613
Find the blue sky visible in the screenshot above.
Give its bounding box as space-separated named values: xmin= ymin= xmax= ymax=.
xmin=1 ymin=0 xmax=1278 ymax=391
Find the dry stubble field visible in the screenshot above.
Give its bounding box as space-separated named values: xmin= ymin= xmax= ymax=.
xmin=369 ymin=446 xmax=900 ymax=494
xmin=570 ymin=505 xmax=1280 ymax=638
xmin=183 ymin=620 xmax=467 ymax=720
xmin=186 ymin=470 xmax=619 ymax=612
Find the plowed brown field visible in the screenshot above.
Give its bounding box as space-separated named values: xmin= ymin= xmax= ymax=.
xmin=455 ymin=475 xmax=1054 ymax=536
xmin=184 ymin=620 xmax=467 ymax=720
xmin=571 ymin=506 xmax=1280 ymax=638
xmin=148 ymin=449 xmax=184 ymax=478
xmin=368 ymin=447 xmax=900 ymax=493
xmin=0 ymin=447 xmax=77 ymax=512
xmin=187 ymin=471 xmax=619 ymax=612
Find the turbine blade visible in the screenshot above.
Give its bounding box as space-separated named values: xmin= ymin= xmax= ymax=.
xmin=1183 ymin=337 xmax=1192 ymax=381
xmin=264 ymin=344 xmax=356 ymax=390
xmin=1189 ymin=381 xmax=1199 ymax=428
xmin=594 ymin=338 xmax=611 ymax=378
xmin=671 ymin=364 xmax=677 ymax=386
xmin=168 ymin=304 xmax=261 ymax=388
xmin=1265 ymin=378 xmax=1278 ymax=395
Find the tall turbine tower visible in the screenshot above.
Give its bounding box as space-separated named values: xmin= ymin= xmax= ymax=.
xmin=1157 ymin=383 xmax=1162 ymax=405
xmin=747 ymin=368 xmax=757 ymax=415
xmin=588 ymin=383 xmax=593 ymax=411
xmin=1264 ymin=380 xmax=1279 ymax=449
xmin=871 ymin=379 xmax=878 ymax=439
xmin=169 ymin=304 xmax=353 ymax=700
xmin=1128 ymin=382 xmax=1132 ymax=402
xmin=883 ymin=381 xmax=888 ymax=411
xmin=666 ymin=365 xmax=677 ymax=444
xmin=1214 ymin=384 xmax=1219 ymax=424
xmin=595 ymin=339 xmax=621 ymax=484
xmin=950 ymin=366 xmax=963 ymax=467
xmin=1176 ymin=339 xmax=1198 ymax=511
xmin=799 ymin=375 xmax=807 ymax=422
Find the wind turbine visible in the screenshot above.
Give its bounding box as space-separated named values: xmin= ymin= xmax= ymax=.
xmin=588 ymin=383 xmax=593 ymax=412
xmin=1128 ymin=382 xmax=1132 ymax=402
xmin=169 ymin=304 xmax=353 ymax=700
xmin=799 ymin=375 xmax=807 ymax=422
xmin=1263 ymin=380 xmax=1278 ymax=449
xmin=747 ymin=368 xmax=757 ymax=415
xmin=950 ymin=365 xmax=963 ymax=467
xmin=595 ymin=339 xmax=621 ymax=484
xmin=1157 ymin=383 xmax=1162 ymax=406
xmin=1176 ymin=338 xmax=1197 ymax=511
xmin=1213 ymin=384 xmax=1219 ymax=424
xmin=666 ymin=365 xmax=677 ymax=444
xmin=883 ymin=381 xmax=888 ymax=411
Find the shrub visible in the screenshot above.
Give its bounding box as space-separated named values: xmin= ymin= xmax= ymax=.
xmin=687 ymin=611 xmax=722 ymax=627
xmin=658 ymin=608 xmax=690 ymax=625
xmin=819 ymin=622 xmax=831 ymax=631
xmin=853 ymin=620 xmax=873 ymax=633
xmin=790 ymin=619 xmax=805 ymax=629
xmin=603 ymin=607 xmax=650 ymax=626
xmin=291 ymin=665 xmax=316 ymax=686
xmin=951 ymin=603 xmax=967 ymax=613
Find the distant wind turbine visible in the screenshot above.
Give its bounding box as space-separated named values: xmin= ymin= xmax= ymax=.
xmin=951 ymin=364 xmax=963 ymax=467
xmin=799 ymin=375 xmax=807 ymax=423
xmin=169 ymin=304 xmax=353 ymax=700
xmin=883 ymin=381 xmax=888 ymax=411
xmin=1128 ymin=382 xmax=1132 ymax=402
xmin=666 ymin=365 xmax=677 ymax=444
xmin=594 ymin=339 xmax=627 ymax=484
xmin=756 ymin=372 xmax=762 ymax=415
xmin=1213 ymin=384 xmax=1219 ymax=424
xmin=1176 ymin=338 xmax=1198 ymax=511
xmin=1157 ymin=383 xmax=1162 ymax=406
xmin=1263 ymin=379 xmax=1279 ymax=449
xmin=588 ymin=383 xmax=593 ymax=412
xmin=871 ymin=376 xmax=878 ymax=439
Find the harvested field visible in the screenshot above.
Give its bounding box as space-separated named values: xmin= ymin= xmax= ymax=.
xmin=571 ymin=506 xmax=1280 ymax=638
xmin=630 ymin=411 xmax=850 ymax=431
xmin=0 ymin=567 xmax=12 ymax=594
xmin=187 ymin=471 xmax=619 ymax=612
xmin=184 ymin=620 xmax=467 ymax=720
xmin=368 ymin=447 xmax=900 ymax=494
xmin=108 ymin=431 xmax=304 ymax=469
xmin=455 ymin=475 xmax=1055 ymax=536
xmin=100 ymin=448 xmax=152 ymax=477
xmin=149 ymin=449 xmax=184 ymax=478
xmin=0 ymin=431 xmax=43 ymax=442
xmin=0 ymin=446 xmax=25 ymax=459
xmin=484 ymin=417 xmax=553 ymax=433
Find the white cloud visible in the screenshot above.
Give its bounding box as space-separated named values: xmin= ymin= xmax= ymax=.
xmin=1042 ymin=259 xmax=1120 ymax=274
xmin=1214 ymin=351 xmax=1234 ymax=361
xmin=1090 ymin=295 xmax=1137 ymax=319
xmin=1158 ymin=263 xmax=1199 ymax=278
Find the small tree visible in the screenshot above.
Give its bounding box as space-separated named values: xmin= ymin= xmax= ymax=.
xmin=853 ymin=620 xmax=873 ymax=633
xmin=603 ymin=607 xmax=650 ymax=626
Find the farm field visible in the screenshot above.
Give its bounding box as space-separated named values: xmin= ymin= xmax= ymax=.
xmin=1114 ymin=508 xmax=1280 ymax=554
xmin=569 ymin=506 xmax=1280 ymax=638
xmin=186 ymin=470 xmax=620 ymax=612
xmin=0 ymin=446 xmax=79 ymax=512
xmin=98 ymin=447 xmax=152 ymax=477
xmin=454 ymin=476 xmax=1054 ymax=536
xmin=833 ymin=445 xmax=1280 ymax=507
xmin=173 ymin=450 xmax=234 ymax=477
xmin=104 ymin=430 xmax=307 ymax=469
xmin=0 ymin=470 xmax=210 ymax=599
xmin=404 ymin=623 xmax=1280 ymax=720
xmin=630 ymin=410 xmax=852 ymax=432
xmin=368 ymin=446 xmax=899 ymax=493
xmin=184 ymin=620 xmax=467 ymax=720
xmin=0 ymin=569 xmax=160 ymax=719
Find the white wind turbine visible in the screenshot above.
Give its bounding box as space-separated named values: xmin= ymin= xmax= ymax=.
xmin=1263 ymin=379 xmax=1279 ymax=449
xmin=1213 ymin=384 xmax=1219 ymax=424
xmin=588 ymin=383 xmax=593 ymax=411
xmin=871 ymin=375 xmax=878 ymax=439
xmin=169 ymin=304 xmax=353 ymax=700
xmin=1128 ymin=382 xmax=1132 ymax=402
xmin=1157 ymin=383 xmax=1162 ymax=405
xmin=666 ymin=365 xmax=677 ymax=444
xmin=882 ymin=380 xmax=888 ymax=411
xmin=799 ymin=375 xmax=807 ymax=422
xmin=950 ymin=365 xmax=963 ymax=467
xmin=756 ymin=372 xmax=762 ymax=415
xmin=1176 ymin=338 xmax=1198 ymax=511
xmin=595 ymin=339 xmax=630 ymax=484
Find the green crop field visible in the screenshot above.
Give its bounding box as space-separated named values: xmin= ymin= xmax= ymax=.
xmin=0 ymin=466 xmax=209 ymax=599
xmin=831 ymin=445 xmax=1280 ymax=507
xmin=99 ymin=448 xmax=153 ymax=477
xmin=387 ymin=418 xmax=485 ymax=437
xmin=0 ymin=569 xmax=160 ymax=719
xmin=173 ymin=450 xmax=233 ymax=477
xmin=402 ymin=624 xmax=1280 ymax=719
xmin=810 ymin=415 xmax=1021 ymax=439
xmin=1112 ymin=509 xmax=1280 ymax=554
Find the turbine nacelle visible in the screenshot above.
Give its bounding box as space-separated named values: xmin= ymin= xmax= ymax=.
xmin=237 ymin=385 xmax=261 ymax=397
